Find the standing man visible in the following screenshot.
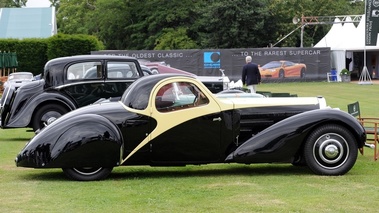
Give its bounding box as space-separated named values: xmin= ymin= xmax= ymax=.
xmin=242 ymin=56 xmax=261 ymax=93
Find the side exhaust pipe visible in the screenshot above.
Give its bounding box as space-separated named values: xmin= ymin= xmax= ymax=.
xmin=364 ymin=143 xmax=375 ymax=149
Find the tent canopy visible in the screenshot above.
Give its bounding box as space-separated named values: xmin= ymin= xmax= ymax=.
xmin=315 ymin=15 xmax=379 ymax=51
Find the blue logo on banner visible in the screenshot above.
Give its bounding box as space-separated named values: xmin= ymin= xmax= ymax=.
xmin=204 ymin=52 xmax=220 ymax=68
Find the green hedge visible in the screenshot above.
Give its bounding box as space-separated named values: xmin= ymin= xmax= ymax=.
xmin=0 ymin=34 xmax=104 ymax=76
xmin=47 ymin=34 xmax=104 ymax=60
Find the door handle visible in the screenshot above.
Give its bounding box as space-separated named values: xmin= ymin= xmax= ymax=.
xmin=213 ymin=117 xmax=222 ymax=122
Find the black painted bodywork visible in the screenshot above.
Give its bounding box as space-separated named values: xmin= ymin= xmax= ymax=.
xmin=0 ymin=55 xmax=143 ymax=129
xmin=15 ymin=74 xmax=366 ymax=169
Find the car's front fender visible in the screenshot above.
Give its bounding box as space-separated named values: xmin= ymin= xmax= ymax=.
xmin=227 ymin=108 xmax=366 ymax=163
xmin=15 ymin=114 xmax=123 ymax=168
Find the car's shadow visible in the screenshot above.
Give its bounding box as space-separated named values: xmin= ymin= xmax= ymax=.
xmin=19 ymin=164 xmax=312 ymax=181
xmin=110 ymin=165 xmax=311 ymax=179
xmin=0 ymin=138 xmax=32 ymax=142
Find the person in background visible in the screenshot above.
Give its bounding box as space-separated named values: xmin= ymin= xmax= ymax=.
xmin=242 ymin=56 xmax=261 ymax=93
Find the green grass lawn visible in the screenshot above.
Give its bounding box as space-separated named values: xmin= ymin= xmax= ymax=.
xmin=1 ymin=81 xmax=379 ymax=212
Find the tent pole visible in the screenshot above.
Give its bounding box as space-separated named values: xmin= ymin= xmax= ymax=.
xmin=358 ymin=0 xmax=372 ymax=85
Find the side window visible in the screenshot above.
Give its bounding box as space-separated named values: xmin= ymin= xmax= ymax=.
xmin=68 ymin=62 xmax=102 ymax=80
xmin=107 ymin=62 xmax=139 ymax=79
xmin=155 ymin=82 xmax=209 ymax=112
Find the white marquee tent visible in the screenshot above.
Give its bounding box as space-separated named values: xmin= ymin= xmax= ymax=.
xmin=315 ymin=15 xmax=379 ymax=81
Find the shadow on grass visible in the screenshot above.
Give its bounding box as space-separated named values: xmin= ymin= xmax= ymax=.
xmin=17 ymin=164 xmax=312 ymax=181
xmin=110 ymin=165 xmax=312 ymax=180
xmin=17 ymin=169 xmax=68 ymax=181
xmin=0 ymin=138 xmax=32 ymax=142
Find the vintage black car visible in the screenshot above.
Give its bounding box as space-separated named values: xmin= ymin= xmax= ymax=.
xmin=15 ymin=74 xmax=366 ymax=181
xmin=0 ymin=55 xmax=145 ymax=131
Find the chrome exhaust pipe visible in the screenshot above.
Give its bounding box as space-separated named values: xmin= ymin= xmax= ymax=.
xmin=364 ymin=143 xmax=375 ymax=149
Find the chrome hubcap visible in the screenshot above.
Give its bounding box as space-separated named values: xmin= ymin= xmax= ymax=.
xmin=324 ymin=144 xmax=339 ymax=158
xmin=313 ymin=133 xmax=348 ymax=169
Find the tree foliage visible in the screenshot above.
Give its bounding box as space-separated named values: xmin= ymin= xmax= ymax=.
xmin=55 ymin=0 xmax=365 ymax=50
xmin=154 ymin=27 xmax=198 ymax=50
xmin=0 ymin=0 xmax=26 ymax=7
xmin=194 ymin=0 xmax=275 ymax=48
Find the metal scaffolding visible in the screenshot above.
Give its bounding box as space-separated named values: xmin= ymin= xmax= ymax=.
xmin=273 ymin=15 xmax=363 ymax=47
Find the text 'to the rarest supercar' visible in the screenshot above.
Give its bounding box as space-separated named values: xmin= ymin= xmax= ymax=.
xmin=15 ymin=74 xmax=366 ymax=181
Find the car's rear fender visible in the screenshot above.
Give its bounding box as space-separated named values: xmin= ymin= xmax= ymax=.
xmin=2 ymin=80 xmax=44 ymax=127
xmin=0 ymin=85 xmax=16 ymax=127
xmin=227 ymin=108 xmax=366 ymax=163
xmin=5 ymin=90 xmax=76 ymax=128
xmin=16 ymin=114 xmax=123 ymax=168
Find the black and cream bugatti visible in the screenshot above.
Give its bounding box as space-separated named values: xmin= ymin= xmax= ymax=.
xmin=15 ymin=74 xmax=366 ymax=181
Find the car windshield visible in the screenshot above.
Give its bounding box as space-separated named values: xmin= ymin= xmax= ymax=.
xmin=262 ymin=61 xmax=281 ymax=69
xmin=284 ymin=61 xmax=295 ymax=66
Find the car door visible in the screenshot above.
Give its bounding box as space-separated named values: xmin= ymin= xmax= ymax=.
xmin=150 ymin=81 xmax=223 ymax=164
xmin=103 ymin=61 xmax=141 ymax=100
xmin=64 ymin=60 xmax=106 ymax=107
xmin=284 ymin=61 xmax=298 ymax=77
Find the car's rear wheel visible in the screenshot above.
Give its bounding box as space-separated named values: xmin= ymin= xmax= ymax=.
xmin=32 ymin=104 xmax=68 ymax=132
xmin=62 ymin=167 xmax=113 ymax=181
xmin=303 ymin=124 xmax=358 ymax=175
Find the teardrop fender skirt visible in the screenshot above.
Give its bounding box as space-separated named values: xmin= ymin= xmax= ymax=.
xmin=15 ymin=114 xmax=123 ymax=168
xmin=226 ymin=108 xmax=366 ymax=163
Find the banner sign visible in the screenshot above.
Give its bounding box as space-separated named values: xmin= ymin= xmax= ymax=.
xmin=92 ymin=48 xmax=330 ymax=82
xmin=365 ymin=0 xmax=379 ymax=46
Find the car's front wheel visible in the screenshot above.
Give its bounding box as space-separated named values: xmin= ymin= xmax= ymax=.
xmin=62 ymin=167 xmax=113 ymax=181
xmin=32 ymin=104 xmax=68 ymax=131
xmin=303 ymin=124 xmax=358 ymax=175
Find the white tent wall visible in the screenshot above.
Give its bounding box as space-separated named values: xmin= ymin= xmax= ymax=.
xmin=331 ymin=50 xmax=346 ymax=81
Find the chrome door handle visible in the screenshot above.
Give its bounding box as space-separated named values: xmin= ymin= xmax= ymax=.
xmin=213 ymin=117 xmax=222 ymax=122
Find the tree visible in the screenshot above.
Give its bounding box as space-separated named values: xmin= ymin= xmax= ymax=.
xmin=0 ymin=0 xmax=26 ymax=7
xmin=56 ymin=0 xmax=96 ymax=35
xmin=55 ymin=0 xmax=365 ymax=49
xmin=194 ymin=0 xmax=276 ymax=48
xmin=154 ymin=27 xmax=198 ymax=50
xmin=87 ymin=0 xmax=130 ymax=50
xmin=123 ymin=0 xmax=200 ymax=50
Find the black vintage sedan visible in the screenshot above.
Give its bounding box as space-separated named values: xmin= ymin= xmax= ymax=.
xmin=0 ymin=55 xmax=145 ymax=131
xmin=15 ymin=74 xmax=366 ymax=181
